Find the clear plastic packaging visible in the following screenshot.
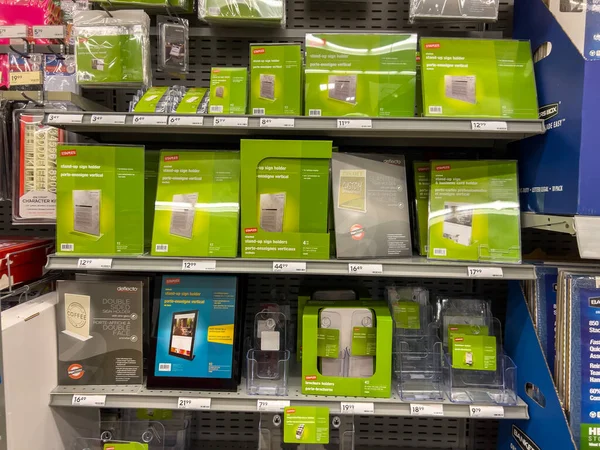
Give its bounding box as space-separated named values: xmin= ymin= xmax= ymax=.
xmin=409 ymin=0 xmax=499 ymax=22
xmin=199 ymin=0 xmax=285 ymax=27
xmin=158 ymin=15 xmax=189 ymax=74
xmin=70 ymin=420 xmax=167 ymax=449
xmin=73 ymin=10 xmax=151 ymax=88
xmin=44 ymin=55 xmax=78 ymax=93
xmin=8 ymin=52 xmax=43 ymax=91
xmin=247 ymin=310 xmax=290 ymax=396
xmin=131 ymin=86 xmax=187 ymax=113
xmin=435 ymin=296 xmax=493 ymax=350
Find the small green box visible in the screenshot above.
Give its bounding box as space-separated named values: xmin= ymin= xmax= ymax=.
xmin=427 ymin=160 xmax=521 ymax=263
xmin=305 ymin=33 xmax=417 ymax=117
xmin=151 ymin=151 xmax=240 ymax=257
xmin=420 ymin=38 xmax=538 ymax=118
xmin=240 ymin=139 xmax=331 ymax=259
xmin=56 ymin=145 xmax=145 ymax=255
xmin=250 ymin=44 xmax=302 ymax=116
xmin=199 ymin=0 xmax=284 ymax=26
xmin=209 ymin=67 xmax=248 ymax=114
xmin=284 ymin=406 xmax=329 ymax=444
xmin=176 ymin=87 xmax=210 ymax=114
xmin=413 ymin=161 xmax=430 ymax=256
xmin=302 ymin=301 xmax=392 ymax=398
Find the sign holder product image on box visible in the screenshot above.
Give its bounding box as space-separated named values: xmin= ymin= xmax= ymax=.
xmin=168 ymin=310 xmax=198 ymax=360
xmin=72 ymin=190 xmax=101 ymax=237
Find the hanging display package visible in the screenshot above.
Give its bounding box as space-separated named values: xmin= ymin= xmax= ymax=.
xmin=409 ymin=0 xmax=499 ymax=22
xmin=198 ymin=0 xmax=285 ymax=26
xmin=157 ymin=15 xmax=189 ymax=74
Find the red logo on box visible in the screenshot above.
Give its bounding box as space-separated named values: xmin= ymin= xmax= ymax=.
xmin=435 ymin=165 xmax=451 ymax=171
xmin=252 ymin=48 xmax=265 ymax=54
xmin=213 ymin=69 xmax=220 ymax=73
xmin=425 ymin=43 xmax=440 ymax=49
xmin=305 ymin=375 xmax=317 ymax=380
xmin=454 ymin=337 xmax=464 ymax=342
xmin=245 ymin=228 xmax=258 ymax=234
xmin=68 ymin=363 xmax=84 ymax=380
xmin=166 ymin=278 xmax=181 ymax=285
xmin=287 ymin=409 xmax=296 ymax=414
xmin=164 ymin=155 xmax=179 ymax=162
xmin=417 ymin=166 xmax=430 ymax=172
xmin=60 ymin=150 xmax=77 ymax=157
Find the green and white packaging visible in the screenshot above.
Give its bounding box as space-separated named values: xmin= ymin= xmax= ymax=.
xmin=250 ymin=44 xmax=302 ymax=116
xmin=151 ymin=151 xmax=240 ymax=257
xmin=451 ymin=334 xmax=497 ymax=371
xmin=284 ymin=407 xmax=329 ymax=444
xmin=176 ymin=87 xmax=210 ymax=114
xmin=413 ymin=161 xmax=430 ymax=256
xmin=198 ymin=0 xmax=284 ymax=26
xmin=305 ymin=33 xmax=417 ymax=117
xmin=420 ymin=38 xmax=538 ymax=118
xmin=56 ymin=145 xmax=145 ymax=255
xmin=209 ymin=67 xmax=248 ymax=114
xmin=240 ymin=139 xmax=331 ymax=259
xmin=428 ymin=160 xmax=521 ymax=263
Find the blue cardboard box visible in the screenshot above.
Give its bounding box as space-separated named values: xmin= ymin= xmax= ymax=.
xmin=514 ymin=0 xmax=600 ymax=215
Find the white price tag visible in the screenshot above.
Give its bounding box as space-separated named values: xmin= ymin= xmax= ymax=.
xmin=340 ymin=402 xmax=374 ymax=414
xmin=469 ymin=405 xmax=504 ymax=418
xmin=0 ymin=25 xmax=28 ymax=38
xmin=410 ymin=403 xmax=444 ymax=416
xmin=77 ymin=258 xmax=113 ymax=269
xmin=471 ymin=121 xmax=508 ymax=131
xmin=181 ymin=260 xmax=216 ymax=271
xmin=596 ymin=276 xmax=600 ymax=289
xmin=32 ymin=25 xmax=66 ymax=39
xmin=337 ymin=119 xmax=372 ymax=129
xmin=272 ymin=262 xmax=307 ymax=273
xmin=257 ymin=399 xmax=290 ymax=412
xmin=177 ymin=397 xmax=211 ymax=410
xmin=72 ymin=394 xmax=106 ymax=407
xmin=213 ymin=116 xmax=249 ymax=127
xmin=47 ymin=113 xmax=83 ymax=124
xmin=348 ymin=263 xmax=383 ymax=275
xmin=168 ymin=116 xmax=204 ymax=126
xmin=133 ymin=115 xmax=168 ymax=126
xmin=467 ymin=267 xmax=503 ymax=278
xmin=259 ymin=117 xmax=294 ymax=128
xmin=91 ymin=114 xmax=126 ymax=125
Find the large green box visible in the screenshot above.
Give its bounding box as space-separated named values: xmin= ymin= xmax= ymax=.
xmin=151 ymin=151 xmax=240 ymax=257
xmin=209 ymin=67 xmax=248 ymax=115
xmin=305 ymin=33 xmax=417 ymax=117
xmin=240 ymin=140 xmax=331 ymax=259
xmin=420 ymin=38 xmax=538 ymax=118
xmin=302 ymin=301 xmax=392 ymax=398
xmin=56 ymin=145 xmax=145 ymax=255
xmin=427 ymin=160 xmax=521 ymax=263
xmin=250 ymin=44 xmax=302 ymax=116
xmin=199 ymin=0 xmax=284 ymax=26
xmin=413 ymin=161 xmax=430 ymax=256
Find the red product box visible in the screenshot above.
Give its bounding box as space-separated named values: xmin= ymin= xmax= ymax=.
xmin=0 ymin=238 xmax=54 ymax=290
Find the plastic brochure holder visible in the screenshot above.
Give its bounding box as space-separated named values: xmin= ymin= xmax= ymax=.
xmin=409 ymin=0 xmax=499 ymax=22
xmin=71 ymin=420 xmax=167 ymax=449
xmin=247 ymin=310 xmax=290 ymax=396
xmin=258 ymin=413 xmax=354 ymax=450
xmin=118 ymin=411 xmax=193 ymax=449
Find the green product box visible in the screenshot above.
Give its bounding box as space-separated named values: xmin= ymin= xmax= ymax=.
xmin=284 ymin=406 xmax=329 ymax=444
xmin=144 ymin=151 xmax=159 ymax=250
xmin=394 ymin=302 xmax=421 ymax=330
xmin=302 ymin=301 xmax=392 ymax=398
xmin=240 ymin=139 xmax=331 ymax=259
xmin=250 ymin=44 xmax=302 ymax=116
xmin=151 ymin=151 xmax=240 ymax=257
xmin=413 ymin=161 xmax=430 ymax=256
xmin=209 ymin=67 xmax=248 ymax=115
xmin=176 ymin=88 xmax=210 ymax=114
xmin=199 ymin=0 xmax=284 ymax=25
xmin=56 ymin=145 xmax=145 ymax=255
xmin=451 ymin=334 xmax=497 ymax=371
xmin=448 ymin=324 xmax=489 ymax=352
xmin=420 ymin=38 xmax=538 ymax=118
xmin=305 ymin=33 xmax=417 ymax=117
xmin=428 ymin=160 xmax=521 ymax=263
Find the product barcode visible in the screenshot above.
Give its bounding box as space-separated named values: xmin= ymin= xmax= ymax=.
xmin=429 ymin=106 xmax=443 ymax=114
xmin=61 ymin=243 xmax=74 ymax=251
xmin=309 ymin=109 xmax=322 ymax=116
xmin=158 ymin=363 xmax=171 ymax=372
xmin=210 ymin=105 xmax=223 ymax=113
xmin=433 ymin=248 xmax=447 ymax=256
xmin=208 ymin=6 xmax=220 ymax=15
xmin=253 ymin=108 xmax=265 ymax=115
xmin=155 ymin=244 xmax=169 ymax=252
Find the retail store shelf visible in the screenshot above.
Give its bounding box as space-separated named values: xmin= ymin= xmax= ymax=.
xmin=1 ymin=92 xmax=111 ymax=111
xmin=46 ymin=254 xmax=537 ymax=280
xmin=521 ymin=212 xmax=576 ymax=235
xmin=50 ymin=379 xmax=529 ymax=419
xmin=41 ymin=112 xmax=545 ymax=142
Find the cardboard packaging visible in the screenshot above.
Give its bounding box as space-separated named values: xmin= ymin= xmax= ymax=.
xmin=331 ymin=153 xmax=412 ymax=258
xmin=209 ymin=67 xmax=248 ymax=115
xmin=240 ymin=139 xmax=331 ymax=259
xmin=413 ymin=161 xmax=430 ymax=256
xmin=151 ymin=151 xmax=240 ymax=257
xmin=305 ymin=33 xmax=417 ymax=117
xmin=56 ymin=280 xmax=144 ymax=385
xmin=420 ymin=38 xmax=538 ymax=119
xmin=427 ymin=160 xmax=521 ymax=264
xmin=514 ymin=0 xmax=600 ymax=215
xmin=250 ymin=44 xmax=302 ymax=116
xmin=56 ymin=145 xmax=145 ymax=255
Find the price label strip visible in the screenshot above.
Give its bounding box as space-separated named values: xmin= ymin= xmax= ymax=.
xmin=467 ymin=267 xmax=503 ymax=278
xmin=257 ymin=399 xmax=290 ymax=412
xmin=272 ymin=262 xmax=307 ymax=273
xmin=348 ymin=263 xmax=383 ymax=275
xmin=337 ymin=119 xmax=372 ymax=129
xmin=471 ymin=121 xmax=508 ymax=131
xmin=259 ymin=118 xmax=294 ymax=128
xmin=340 ymin=402 xmax=374 ymax=414
xmin=177 ymin=397 xmax=211 ymax=410
xmin=133 ymin=115 xmax=168 ymax=126
xmin=72 ymin=394 xmax=106 ymax=407
xmin=214 ymin=117 xmax=248 ymax=127
xmin=47 ymin=114 xmax=83 ymax=124
xmin=32 ymin=25 xmax=66 ymax=39
xmin=410 ymin=403 xmax=444 ymax=416
xmin=469 ymin=405 xmax=504 ymax=418
xmin=91 ymin=114 xmax=126 ymax=125
xmin=168 ymin=116 xmax=204 ymax=126
xmin=181 ymin=260 xmax=217 ymax=271
xmin=77 ymin=258 xmax=113 ymax=269
xmin=0 ymin=25 xmax=28 ymax=38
